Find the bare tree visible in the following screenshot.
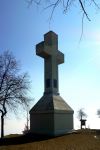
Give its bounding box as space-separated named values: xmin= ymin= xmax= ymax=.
xmin=77 ymin=108 xmax=87 ymax=129
xmin=27 ymin=0 xmax=100 ymax=39
xmin=0 ymin=50 xmax=31 ymax=138
xmin=27 ymin=0 xmax=100 ymax=21
xmin=97 ymin=109 xmax=100 ymax=118
xmin=23 ymin=105 xmax=30 ymax=134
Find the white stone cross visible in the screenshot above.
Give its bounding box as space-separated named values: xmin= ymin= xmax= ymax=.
xmin=36 ymin=31 xmax=64 ymax=95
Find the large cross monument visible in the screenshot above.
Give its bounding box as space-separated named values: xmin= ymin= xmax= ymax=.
xmin=30 ymin=31 xmax=74 ymax=136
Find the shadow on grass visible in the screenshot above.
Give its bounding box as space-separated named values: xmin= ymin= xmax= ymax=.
xmin=0 ymin=133 xmax=53 ymax=146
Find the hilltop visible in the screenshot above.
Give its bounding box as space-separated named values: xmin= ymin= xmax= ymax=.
xmin=0 ymin=129 xmax=100 ymax=150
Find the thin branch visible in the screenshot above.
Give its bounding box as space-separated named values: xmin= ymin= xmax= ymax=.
xmin=26 ymin=0 xmax=42 ymax=8
xmin=79 ymin=0 xmax=91 ymax=21
xmin=79 ymin=12 xmax=84 ymax=42
xmin=0 ymin=109 xmax=3 ymax=114
xmin=91 ymin=0 xmax=100 ymax=9
xmin=63 ymin=0 xmax=75 ymax=14
xmin=44 ymin=0 xmax=61 ymax=26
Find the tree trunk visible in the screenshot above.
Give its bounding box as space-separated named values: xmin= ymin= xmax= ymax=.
xmin=81 ymin=115 xmax=82 ymax=130
xmin=81 ymin=122 xmax=82 ymax=129
xmin=1 ymin=114 xmax=4 ymax=138
xmin=0 ymin=104 xmax=7 ymax=138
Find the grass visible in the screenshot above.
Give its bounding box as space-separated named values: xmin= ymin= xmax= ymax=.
xmin=0 ymin=129 xmax=100 ymax=150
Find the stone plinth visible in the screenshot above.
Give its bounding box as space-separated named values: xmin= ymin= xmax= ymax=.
xmin=30 ymin=94 xmax=74 ymax=136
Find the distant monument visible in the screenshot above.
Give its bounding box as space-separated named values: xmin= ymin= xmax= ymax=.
xmin=30 ymin=31 xmax=74 ymax=136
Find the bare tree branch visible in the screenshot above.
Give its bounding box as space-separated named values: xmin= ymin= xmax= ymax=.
xmin=26 ymin=0 xmax=42 ymax=7
xmin=77 ymin=108 xmax=87 ymax=120
xmin=79 ymin=0 xmax=91 ymax=21
xmin=27 ymin=0 xmax=100 ymax=22
xmin=79 ymin=7 xmax=85 ymax=42
xmin=44 ymin=0 xmax=61 ymax=22
xmin=97 ymin=109 xmax=100 ymax=118
xmin=91 ymin=0 xmax=100 ymax=9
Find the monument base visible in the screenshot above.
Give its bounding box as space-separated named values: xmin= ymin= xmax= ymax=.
xmin=30 ymin=94 xmax=74 ymax=136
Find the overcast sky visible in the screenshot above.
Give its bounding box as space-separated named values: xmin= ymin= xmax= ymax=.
xmin=0 ymin=0 xmax=100 ymax=135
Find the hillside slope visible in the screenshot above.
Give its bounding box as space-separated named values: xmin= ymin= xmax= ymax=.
xmin=0 ymin=130 xmax=100 ymax=150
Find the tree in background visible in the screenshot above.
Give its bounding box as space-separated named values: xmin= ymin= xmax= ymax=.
xmin=23 ymin=105 xmax=30 ymax=134
xmin=97 ymin=109 xmax=100 ymax=118
xmin=0 ymin=50 xmax=31 ymax=138
xmin=77 ymin=108 xmax=87 ymax=129
xmin=28 ymin=0 xmax=100 ymax=21
xmin=27 ymin=0 xmax=100 ymax=39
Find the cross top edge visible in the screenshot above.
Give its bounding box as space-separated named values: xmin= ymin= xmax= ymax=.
xmin=44 ymin=31 xmax=58 ymax=37
xmin=44 ymin=31 xmax=58 ymax=46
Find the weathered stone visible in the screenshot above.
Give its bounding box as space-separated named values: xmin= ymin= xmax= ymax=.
xmin=30 ymin=31 xmax=74 ymax=136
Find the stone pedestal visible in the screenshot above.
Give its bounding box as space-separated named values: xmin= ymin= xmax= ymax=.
xmin=30 ymin=94 xmax=74 ymax=136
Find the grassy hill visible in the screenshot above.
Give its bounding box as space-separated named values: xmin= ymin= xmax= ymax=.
xmin=0 ymin=129 xmax=100 ymax=150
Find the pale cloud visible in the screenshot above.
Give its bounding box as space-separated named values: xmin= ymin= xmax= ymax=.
xmin=84 ymin=29 xmax=100 ymax=46
xmin=4 ymin=118 xmax=26 ymax=135
xmin=91 ymin=50 xmax=100 ymax=68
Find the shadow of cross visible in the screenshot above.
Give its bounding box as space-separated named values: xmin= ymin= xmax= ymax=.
xmin=36 ymin=31 xmax=64 ymax=95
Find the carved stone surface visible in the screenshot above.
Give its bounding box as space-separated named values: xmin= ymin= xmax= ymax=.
xmin=30 ymin=31 xmax=74 ymax=136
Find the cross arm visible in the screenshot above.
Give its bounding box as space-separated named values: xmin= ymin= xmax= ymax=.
xmin=36 ymin=41 xmax=51 ymax=58
xmin=57 ymin=51 xmax=64 ymax=64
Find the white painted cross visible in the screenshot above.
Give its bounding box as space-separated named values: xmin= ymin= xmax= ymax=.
xmin=36 ymin=31 xmax=64 ymax=95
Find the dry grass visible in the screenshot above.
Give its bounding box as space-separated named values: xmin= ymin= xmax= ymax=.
xmin=0 ymin=129 xmax=100 ymax=150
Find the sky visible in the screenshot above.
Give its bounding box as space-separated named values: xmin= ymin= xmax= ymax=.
xmin=0 ymin=0 xmax=100 ymax=135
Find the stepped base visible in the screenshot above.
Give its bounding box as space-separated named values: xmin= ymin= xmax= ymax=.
xmin=30 ymin=94 xmax=74 ymax=136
